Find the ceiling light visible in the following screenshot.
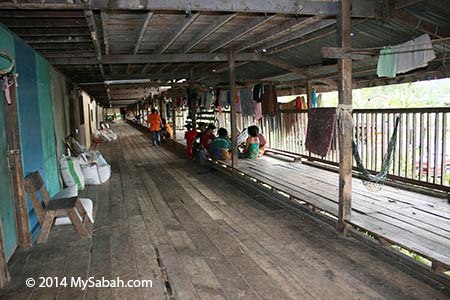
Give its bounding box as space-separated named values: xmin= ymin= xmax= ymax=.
xmin=262 ymin=49 xmax=267 ymax=53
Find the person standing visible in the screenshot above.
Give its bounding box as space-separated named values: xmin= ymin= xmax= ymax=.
xmin=147 ymin=108 xmax=162 ymax=146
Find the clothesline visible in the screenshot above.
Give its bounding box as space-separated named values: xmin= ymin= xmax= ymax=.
xmin=345 ymin=36 xmax=450 ymax=55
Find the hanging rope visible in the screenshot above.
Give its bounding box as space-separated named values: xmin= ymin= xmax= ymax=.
xmin=352 ymin=115 xmax=400 ymax=192
xmin=0 ymin=51 xmax=14 ymax=75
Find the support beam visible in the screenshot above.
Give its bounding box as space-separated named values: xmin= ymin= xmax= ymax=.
xmin=236 ymin=16 xmax=312 ymax=52
xmin=23 ymin=37 xmax=92 ymax=44
xmin=183 ymin=13 xmax=237 ymax=53
xmin=3 ymin=76 xmax=32 ymax=249
xmin=395 ymin=0 xmax=425 ymax=9
xmin=209 ymin=14 xmax=278 ymax=53
xmin=102 ymin=53 xmax=261 ymax=64
xmin=0 ymin=0 xmax=377 ymax=17
xmin=12 ymin=28 xmax=91 ymax=37
xmin=259 ymin=55 xmax=337 ymax=87
xmin=391 ymin=9 xmax=449 ymax=38
xmin=100 ymin=12 xmax=113 ymax=75
xmin=134 ymin=12 xmax=154 ymax=54
xmin=229 ymin=48 xmax=238 ymax=169
xmin=337 ymin=0 xmax=353 ymax=233
xmin=160 ymin=12 xmax=200 ymax=54
xmin=84 ymin=9 xmax=105 ymax=79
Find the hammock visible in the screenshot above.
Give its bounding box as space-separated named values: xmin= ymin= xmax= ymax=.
xmin=352 ymin=115 xmax=400 ymax=192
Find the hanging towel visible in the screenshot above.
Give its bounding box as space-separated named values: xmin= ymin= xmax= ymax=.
xmin=377 ymin=47 xmax=398 ymax=78
xmin=305 ymin=108 xmax=337 ymax=157
xmin=249 ymin=99 xmax=257 ymax=115
xmin=397 ymin=34 xmax=436 ymax=74
xmin=252 ymin=83 xmax=263 ymax=102
xmin=311 ymin=89 xmax=317 ymax=108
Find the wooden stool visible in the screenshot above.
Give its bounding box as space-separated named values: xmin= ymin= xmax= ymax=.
xmin=24 ymin=171 xmax=91 ymax=244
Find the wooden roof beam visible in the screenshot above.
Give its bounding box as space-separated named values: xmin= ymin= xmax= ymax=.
xmin=84 ymin=10 xmax=105 ymax=79
xmin=394 ymin=0 xmax=425 ymax=9
xmin=0 ymin=0 xmax=377 ymax=17
xmin=134 ymin=12 xmax=154 ymax=54
xmin=101 ymin=53 xmax=260 ymax=64
xmin=159 ymin=12 xmax=200 ymax=54
xmin=259 ymin=55 xmax=337 ymax=87
xmin=391 ymin=9 xmax=449 ymax=38
xmin=100 ymin=11 xmax=113 ymax=75
xmin=182 ymin=13 xmax=237 ymax=53
xmin=209 ymin=14 xmax=278 ymax=53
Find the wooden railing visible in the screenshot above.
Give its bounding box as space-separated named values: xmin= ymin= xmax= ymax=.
xmin=179 ymin=107 xmax=450 ymax=191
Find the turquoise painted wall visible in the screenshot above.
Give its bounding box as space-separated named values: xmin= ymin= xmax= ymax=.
xmin=36 ymin=55 xmax=59 ymax=197
xmin=0 ymin=26 xmax=17 ymax=259
xmin=0 ymin=22 xmax=65 ymax=242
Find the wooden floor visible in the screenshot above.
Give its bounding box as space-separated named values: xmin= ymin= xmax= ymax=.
xmin=1 ymin=121 xmax=450 ymax=300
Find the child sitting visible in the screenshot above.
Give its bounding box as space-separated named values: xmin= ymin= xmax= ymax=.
xmin=210 ymin=128 xmax=232 ymax=160
xmin=241 ymin=125 xmax=259 ymax=159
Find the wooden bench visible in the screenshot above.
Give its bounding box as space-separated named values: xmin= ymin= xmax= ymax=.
xmin=24 ymin=171 xmax=91 ymax=244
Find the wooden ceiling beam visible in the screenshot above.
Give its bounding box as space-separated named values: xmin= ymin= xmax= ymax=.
xmin=235 ymin=16 xmax=310 ymax=52
xmin=1 ymin=18 xmax=86 ymax=28
xmin=90 ymin=0 xmax=376 ymax=17
xmin=159 ymin=12 xmax=200 ymax=54
xmin=391 ymin=9 xmax=449 ymax=38
xmin=208 ymin=14 xmax=278 ymax=53
xmin=11 ymin=28 xmax=91 ymax=36
xmin=182 ymin=13 xmax=237 ymax=53
xmin=84 ymin=10 xmax=105 ymax=79
xmin=101 ymin=53 xmax=260 ymax=64
xmin=0 ymin=11 xmax=85 ymax=18
xmin=24 ymin=37 xmax=92 ymax=44
xmin=394 ymin=0 xmax=425 ymax=9
xmin=134 ymin=12 xmax=154 ymax=54
xmin=259 ymin=55 xmax=337 ymax=87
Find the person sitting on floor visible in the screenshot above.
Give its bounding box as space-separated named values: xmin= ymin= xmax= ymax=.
xmin=192 ymin=122 xmax=206 ymax=160
xmin=241 ymin=125 xmax=259 ymax=159
xmin=198 ymin=124 xmax=216 ymax=169
xmin=210 ymin=127 xmax=232 ymax=160
xmin=160 ymin=118 xmax=172 ymax=142
xmin=247 ymin=125 xmax=266 ymax=157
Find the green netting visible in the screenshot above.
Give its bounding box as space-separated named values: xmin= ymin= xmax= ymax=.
xmin=352 ymin=116 xmax=400 ymax=192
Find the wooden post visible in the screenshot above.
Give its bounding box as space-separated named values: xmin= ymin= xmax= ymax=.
xmin=229 ymin=48 xmax=238 ymax=169
xmin=188 ymin=69 xmax=197 ymax=128
xmin=337 ymin=0 xmax=353 ymax=233
xmin=171 ymin=96 xmax=177 ymax=140
xmin=4 ymin=75 xmax=32 ymax=248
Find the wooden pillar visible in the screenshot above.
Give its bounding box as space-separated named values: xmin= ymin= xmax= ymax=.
xmin=4 ymin=76 xmax=32 ymax=248
xmin=337 ymin=0 xmax=353 ymax=233
xmin=229 ymin=48 xmax=238 ymax=169
xmin=172 ymin=99 xmax=177 ymax=141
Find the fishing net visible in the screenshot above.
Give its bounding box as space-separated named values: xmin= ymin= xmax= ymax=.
xmin=352 ymin=116 xmax=400 ymax=192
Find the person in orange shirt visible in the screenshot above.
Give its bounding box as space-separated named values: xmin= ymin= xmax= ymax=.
xmin=161 ymin=118 xmax=172 ymax=142
xmin=147 ymin=108 xmax=162 ymax=145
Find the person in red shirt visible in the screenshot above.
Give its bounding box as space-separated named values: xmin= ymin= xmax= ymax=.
xmin=184 ymin=123 xmax=198 ymax=157
xmin=200 ymin=124 xmax=216 ymax=151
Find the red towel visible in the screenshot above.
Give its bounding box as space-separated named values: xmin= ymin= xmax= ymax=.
xmin=305 ymin=108 xmax=337 ymax=157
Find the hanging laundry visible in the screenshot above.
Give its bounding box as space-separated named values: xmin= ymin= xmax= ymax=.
xmin=240 ymin=88 xmax=252 ymax=115
xmin=204 ymin=91 xmax=214 ymax=109
xmin=249 ymin=99 xmax=257 ymax=115
xmin=397 ymin=34 xmax=436 ymax=74
xmin=261 ymin=84 xmax=278 ymax=115
xmin=295 ymin=96 xmax=303 ymax=110
xmin=2 ymin=76 xmax=12 ymax=105
xmin=377 ymin=47 xmax=398 ymax=78
xmin=255 ymin=102 xmax=262 ymax=121
xmin=305 ymin=108 xmax=337 ymax=157
xmin=252 ymin=83 xmax=263 ymax=102
xmin=311 ymin=88 xmax=317 ymax=108
xmin=236 ymin=90 xmax=242 ymax=113
xmin=316 ymin=94 xmax=322 ymax=107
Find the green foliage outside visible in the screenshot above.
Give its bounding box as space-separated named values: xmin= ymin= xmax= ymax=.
xmin=279 ymin=78 xmax=450 ymax=108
